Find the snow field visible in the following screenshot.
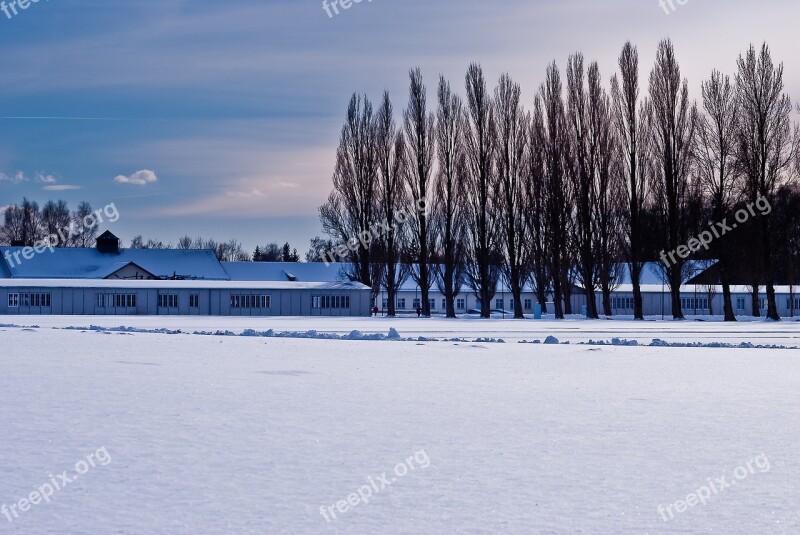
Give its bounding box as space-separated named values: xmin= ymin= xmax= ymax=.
xmin=1 ymin=321 xmax=799 ymax=533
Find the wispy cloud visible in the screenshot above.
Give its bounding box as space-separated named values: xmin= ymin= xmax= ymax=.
xmin=43 ymin=184 xmax=82 ymax=191
xmin=0 ymin=171 xmax=28 ymax=184
xmin=36 ymin=173 xmax=58 ymax=184
xmin=114 ymin=169 xmax=158 ymax=186
xmin=226 ymin=188 xmax=264 ymax=197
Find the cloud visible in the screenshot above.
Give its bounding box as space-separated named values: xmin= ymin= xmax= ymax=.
xmin=0 ymin=171 xmax=28 ymax=184
xmin=36 ymin=173 xmax=58 ymax=184
xmin=43 ymin=185 xmax=82 ymax=191
xmin=114 ymin=169 xmax=158 ymax=186
xmin=226 ymin=188 xmax=264 ymax=197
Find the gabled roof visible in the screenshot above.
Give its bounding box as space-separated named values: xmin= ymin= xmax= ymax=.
xmin=101 ymin=261 xmax=156 ymax=279
xmin=97 ymin=230 xmax=119 ymax=240
xmin=0 ymin=247 xmax=229 ymax=280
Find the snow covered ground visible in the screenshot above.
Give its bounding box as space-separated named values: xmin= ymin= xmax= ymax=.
xmin=1 ymin=316 xmax=799 ymax=534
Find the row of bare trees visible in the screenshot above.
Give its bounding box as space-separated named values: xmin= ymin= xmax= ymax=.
xmin=1 ymin=198 xmax=99 ymax=248
xmin=321 ymin=40 xmax=799 ymax=320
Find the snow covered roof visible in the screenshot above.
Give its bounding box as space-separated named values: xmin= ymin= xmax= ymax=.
xmin=0 ymin=278 xmax=370 ymax=291
xmin=614 ymin=261 xmax=717 ymax=286
xmin=0 ymin=247 xmax=230 ymax=280
xmin=612 ymin=284 xmax=797 ymax=295
xmin=222 ymin=262 xmax=350 ymax=282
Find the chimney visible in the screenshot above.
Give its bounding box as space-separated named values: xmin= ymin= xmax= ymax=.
xmin=96 ymin=231 xmax=120 ymax=254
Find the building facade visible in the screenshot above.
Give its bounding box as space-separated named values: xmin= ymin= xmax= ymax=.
xmin=0 ymin=233 xmax=371 ymax=317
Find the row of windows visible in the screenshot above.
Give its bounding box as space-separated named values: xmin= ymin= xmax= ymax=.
xmin=158 ymin=294 xmax=179 ymax=308
xmin=8 ymin=293 xmax=51 ymax=308
xmin=736 ymin=297 xmax=800 ymax=310
xmin=612 ymin=297 xmax=634 ymax=310
xmin=681 ymin=297 xmax=709 ymax=311
xmin=97 ymin=294 xmax=137 ymax=308
xmin=380 ymin=298 xmax=536 ymax=311
xmin=312 ymin=295 xmax=350 ymax=309
xmin=231 ymin=295 xmax=271 ymax=309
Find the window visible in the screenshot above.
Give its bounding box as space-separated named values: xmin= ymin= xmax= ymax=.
xmin=441 ymin=299 xmax=446 ymax=310
xmin=680 ymin=297 xmax=709 ymax=312
xmin=429 ymin=299 xmax=436 ymax=310
xmin=456 ymin=298 xmax=465 ymax=310
xmin=382 ymin=298 xmax=389 ymax=309
xmin=14 ymin=293 xmax=52 ymax=308
xmin=476 ymin=298 xmax=482 ymax=308
xmin=612 ymin=297 xmax=633 ymax=310
xmin=311 ymin=295 xmax=346 ymax=309
xmin=495 ymin=299 xmax=503 ymax=310
xmin=787 ymin=297 xmax=800 ymax=311
xmin=397 ymin=298 xmax=406 ymax=309
xmin=230 ymin=295 xmax=270 ymax=309
xmin=159 ymin=294 xmax=178 ymax=308
xmin=524 ymin=299 xmax=532 ymax=311
xmin=736 ymin=297 xmax=746 ymax=311
xmin=509 ymin=299 xmax=514 ymax=310
xmin=189 ymin=294 xmax=199 ymax=308
xmin=412 ymin=298 xmax=421 ymax=309
xmin=759 ymin=298 xmax=767 ymax=311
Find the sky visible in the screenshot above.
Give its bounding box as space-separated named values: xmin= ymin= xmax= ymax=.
xmin=0 ymin=0 xmax=798 ymax=255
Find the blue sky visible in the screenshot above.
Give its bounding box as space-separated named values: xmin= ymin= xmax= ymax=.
xmin=0 ymin=0 xmax=797 ymax=254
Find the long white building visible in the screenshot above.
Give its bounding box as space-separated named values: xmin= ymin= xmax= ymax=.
xmin=2 ymin=232 xmax=797 ymax=318
xmin=0 ymin=232 xmax=371 ymax=317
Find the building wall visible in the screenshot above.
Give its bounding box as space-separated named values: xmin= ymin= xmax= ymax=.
xmin=0 ymin=286 xmax=371 ymax=317
xmin=375 ymin=288 xmax=800 ymax=318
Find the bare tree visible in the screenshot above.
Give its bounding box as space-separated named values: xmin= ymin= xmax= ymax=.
xmin=463 ymin=63 xmax=500 ymax=318
xmin=526 ymin=98 xmax=551 ymax=312
xmin=70 ymin=201 xmax=97 ymax=247
xmin=567 ymin=54 xmax=614 ymax=319
xmin=320 ymin=93 xmax=379 ymax=287
xmin=403 ymin=68 xmax=435 ymax=316
xmin=375 ymin=91 xmax=409 ymax=317
xmin=611 ymin=41 xmax=652 ymax=320
xmin=305 ymin=236 xmax=335 ymax=262
xmin=735 ymin=43 xmax=799 ymax=320
xmin=540 ymin=61 xmax=571 ymax=319
xmin=649 ymin=39 xmax=698 ymax=319
xmin=697 ymin=70 xmax=740 ymax=321
xmin=1 ymin=204 xmax=25 ymax=244
xmin=592 ymin=65 xmax=625 ymax=317
xmin=41 ymin=200 xmax=71 ymax=245
xmin=494 ymin=73 xmax=530 ymax=318
xmin=432 ymin=75 xmax=467 ymax=318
